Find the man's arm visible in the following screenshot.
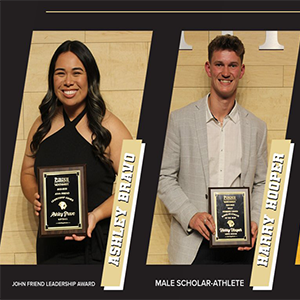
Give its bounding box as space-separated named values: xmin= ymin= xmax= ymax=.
xmin=239 ymin=120 xmax=268 ymax=251
xmin=251 ymin=122 xmax=268 ymax=225
xmin=158 ymin=112 xmax=202 ymax=234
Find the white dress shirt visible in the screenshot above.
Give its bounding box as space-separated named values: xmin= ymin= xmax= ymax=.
xmin=206 ymin=95 xmax=242 ymax=187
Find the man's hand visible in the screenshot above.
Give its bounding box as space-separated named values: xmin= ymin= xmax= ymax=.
xmin=238 ymin=221 xmax=258 ymax=251
xmin=189 ymin=212 xmax=215 ymax=240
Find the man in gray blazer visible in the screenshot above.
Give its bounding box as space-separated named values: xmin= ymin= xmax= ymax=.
xmin=158 ymin=35 xmax=268 ymax=265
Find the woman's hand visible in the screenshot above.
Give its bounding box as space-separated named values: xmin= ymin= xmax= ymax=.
xmin=87 ymin=212 xmax=97 ymax=238
xmin=64 ymin=212 xmax=97 ymax=241
xmin=33 ymin=193 xmax=42 ymax=216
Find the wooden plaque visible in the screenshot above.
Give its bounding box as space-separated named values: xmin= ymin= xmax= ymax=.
xmin=208 ymin=187 xmax=251 ymax=248
xmin=37 ymin=165 xmax=88 ymax=238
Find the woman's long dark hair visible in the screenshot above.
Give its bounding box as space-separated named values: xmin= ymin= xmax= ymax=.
xmin=30 ymin=40 xmax=112 ymax=166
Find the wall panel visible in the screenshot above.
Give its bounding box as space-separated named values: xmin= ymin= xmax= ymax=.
xmin=0 ymin=31 xmax=152 ymax=264
xmin=147 ymin=30 xmax=299 ymax=265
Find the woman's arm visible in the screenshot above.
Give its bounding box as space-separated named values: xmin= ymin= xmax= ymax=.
xmin=20 ymin=117 xmax=43 ymax=215
xmin=67 ymin=111 xmax=132 ymax=241
xmin=89 ymin=112 xmax=132 ymax=228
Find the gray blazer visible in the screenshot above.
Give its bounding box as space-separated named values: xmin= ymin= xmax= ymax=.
xmin=158 ymin=96 xmax=268 ymax=264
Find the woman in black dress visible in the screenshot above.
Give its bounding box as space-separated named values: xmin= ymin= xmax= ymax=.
xmin=20 ymin=40 xmax=132 ymax=264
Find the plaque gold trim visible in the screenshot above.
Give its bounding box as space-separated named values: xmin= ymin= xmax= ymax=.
xmin=208 ymin=187 xmax=251 ymax=248
xmin=37 ymin=165 xmax=88 ymax=238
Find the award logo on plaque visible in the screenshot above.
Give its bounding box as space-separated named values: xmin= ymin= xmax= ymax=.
xmin=208 ymin=187 xmax=251 ymax=248
xmin=37 ymin=165 xmax=88 ymax=237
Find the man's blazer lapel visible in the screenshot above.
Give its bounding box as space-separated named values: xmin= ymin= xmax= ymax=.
xmin=239 ymin=104 xmax=251 ymax=186
xmin=192 ymin=99 xmax=251 ymax=189
xmin=194 ymin=98 xmax=210 ymax=189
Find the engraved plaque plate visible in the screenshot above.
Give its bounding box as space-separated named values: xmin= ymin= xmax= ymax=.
xmin=209 ymin=187 xmax=251 ymax=248
xmin=37 ymin=165 xmax=88 ymax=237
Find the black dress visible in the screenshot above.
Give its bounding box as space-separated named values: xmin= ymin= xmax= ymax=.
xmin=34 ymin=108 xmax=115 ymax=264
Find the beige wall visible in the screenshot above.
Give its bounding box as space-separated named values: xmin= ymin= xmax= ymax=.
xmin=0 ymin=31 xmax=152 ymax=264
xmin=1 ymin=30 xmax=298 ymax=266
xmin=147 ymin=31 xmax=300 ymax=264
